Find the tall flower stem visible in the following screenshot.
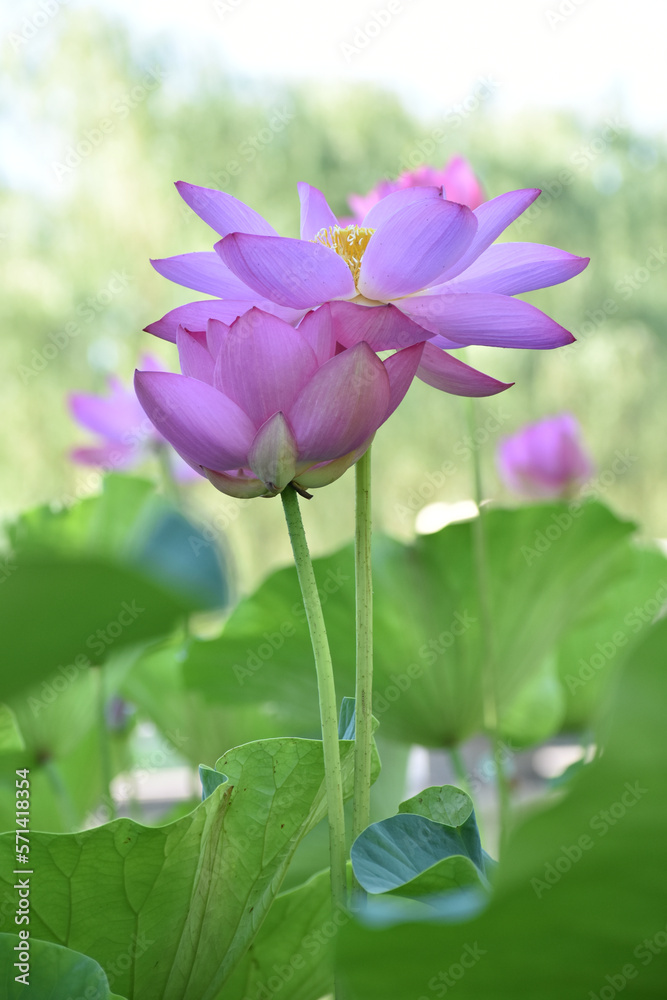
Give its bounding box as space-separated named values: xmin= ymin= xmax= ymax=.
xmin=281 ymin=486 xmax=348 ymax=912
xmin=465 ymin=399 xmax=512 ymax=856
xmin=353 ymin=447 xmax=373 ymax=844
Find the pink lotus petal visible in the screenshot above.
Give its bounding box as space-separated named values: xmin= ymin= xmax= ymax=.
xmin=328 ymin=301 xmax=431 ymax=351
xmin=298 ymin=182 xmax=339 ymax=240
xmin=217 ymin=233 xmax=355 ymax=309
xmin=213 ymin=308 xmax=319 ymax=427
xmin=440 ymin=243 xmax=590 ymax=295
xmin=433 ymin=188 xmax=541 ymax=284
xmin=206 ymin=317 xmax=232 ymax=356
xmin=398 ymin=293 xmax=575 ymax=349
xmin=202 ymin=468 xmax=270 ymax=498
xmin=176 ymin=326 xmax=215 ymax=384
xmin=382 ymin=342 xmax=426 ymax=418
xmin=425 ymin=332 xmax=467 ymax=350
xmin=248 ymin=412 xmax=299 ymax=491
xmin=358 ymin=199 xmax=477 ymax=300
xmin=296 ymin=305 xmax=337 ymax=366
xmin=69 ymin=385 xmax=145 ymax=441
xmin=175 ymin=181 xmax=278 ymax=237
xmin=145 ymin=299 xmax=305 ymax=342
xmin=70 ymin=442 xmax=140 ymax=470
xmin=362 ymin=186 xmax=443 ymax=229
xmin=289 ymin=342 xmax=390 ymax=462
xmin=497 ymin=413 xmax=594 ymax=497
xmin=442 ymin=156 xmax=486 ymax=210
xmin=294 ymin=442 xmax=372 ymax=489
xmin=139 ymin=353 xmax=171 ymax=374
xmin=417 ymin=342 xmax=514 ymax=397
xmin=134 ymin=371 xmax=255 ymax=472
xmin=151 ymin=253 xmax=257 ymax=299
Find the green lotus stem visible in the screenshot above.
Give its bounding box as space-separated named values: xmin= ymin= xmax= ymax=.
xmin=353 ymin=447 xmax=374 ymax=844
xmin=466 ymin=398 xmax=512 ymax=857
xmin=281 ymin=486 xmax=348 ymax=912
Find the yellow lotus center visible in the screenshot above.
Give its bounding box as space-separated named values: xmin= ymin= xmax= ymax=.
xmin=311 ymin=225 xmax=375 ymax=287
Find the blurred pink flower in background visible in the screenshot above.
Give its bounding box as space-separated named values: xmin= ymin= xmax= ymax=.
xmin=496 ymin=413 xmax=594 ymax=498
xmin=135 ymin=304 xmax=425 ymax=498
xmin=69 ymin=354 xmax=197 ymax=481
xmin=346 ymin=154 xmax=486 ymax=223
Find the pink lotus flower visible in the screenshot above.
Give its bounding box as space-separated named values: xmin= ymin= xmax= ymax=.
xmin=69 ymin=355 xmax=197 ymax=481
xmin=496 ymin=413 xmax=594 ymax=498
xmin=147 ymin=177 xmax=588 ymax=398
xmin=347 ymin=155 xmax=486 ymax=223
xmin=135 ymin=304 xmax=425 ymax=498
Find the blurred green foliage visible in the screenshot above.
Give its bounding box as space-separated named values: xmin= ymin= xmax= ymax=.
xmin=1 ymin=9 xmax=665 ymax=599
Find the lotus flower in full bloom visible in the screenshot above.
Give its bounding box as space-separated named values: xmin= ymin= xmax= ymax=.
xmin=346 ymin=154 xmax=486 ymax=223
xmin=147 ymin=177 xmax=589 ymax=398
xmin=69 ymin=354 xmax=197 ymax=480
xmin=135 ymin=304 xmax=426 ymax=498
xmin=496 ymin=413 xmax=594 ymax=499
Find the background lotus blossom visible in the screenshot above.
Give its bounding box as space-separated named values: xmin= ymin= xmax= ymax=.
xmin=496 ymin=413 xmax=594 ymax=498
xmin=135 ymin=304 xmax=425 ymax=498
xmin=147 ymin=178 xmax=588 ymax=400
xmin=346 ymin=154 xmax=486 ymax=224
xmin=69 ymin=354 xmax=198 ymax=481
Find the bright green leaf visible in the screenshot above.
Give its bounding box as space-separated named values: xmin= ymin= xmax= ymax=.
xmin=8 ymin=474 xmax=229 ymax=611
xmin=556 ymin=544 xmax=667 ymax=729
xmin=0 ymin=734 xmax=378 ymax=999
xmin=184 ymin=502 xmax=637 ymax=746
xmin=0 ymin=556 xmax=190 ymax=700
xmin=351 ymin=812 xmax=486 ymax=899
xmin=0 ymin=934 xmax=126 ymax=1000
xmin=338 ymin=617 xmax=667 ymax=998
xmin=399 ymin=784 xmax=474 ymax=829
xmin=222 ymin=869 xmax=335 ymax=1000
